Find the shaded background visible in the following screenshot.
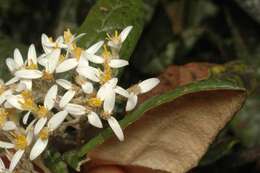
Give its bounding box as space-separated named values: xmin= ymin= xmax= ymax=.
xmin=1 ymin=0 xmax=260 ymax=172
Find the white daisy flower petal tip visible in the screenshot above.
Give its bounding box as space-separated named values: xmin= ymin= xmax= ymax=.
xmin=120 ymin=25 xmax=133 ymax=43
xmin=107 ymin=116 xmax=124 ymax=141
xmin=138 ymin=78 xmax=160 ymax=93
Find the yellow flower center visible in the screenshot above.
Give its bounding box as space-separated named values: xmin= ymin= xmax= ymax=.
xmin=39 ymin=127 xmax=49 ymax=140
xmin=42 ymin=71 xmax=54 ymax=81
xmin=106 ymin=30 xmax=121 ymax=45
xmin=64 ymin=29 xmax=73 ymax=44
xmin=26 ymin=60 xmax=38 ymax=70
xmin=20 ymin=91 xmax=37 ymax=111
xmin=73 ymin=47 xmax=82 ymax=61
xmin=15 ymin=134 xmax=27 ymax=150
xmin=87 ymin=97 xmax=103 ymax=108
xmin=36 ymin=105 xmax=49 ymax=118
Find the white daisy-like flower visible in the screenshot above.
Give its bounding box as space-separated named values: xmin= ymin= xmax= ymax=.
xmin=107 ymin=26 xmax=133 ymax=49
xmin=59 ymin=90 xmax=103 ymax=128
xmin=126 ymin=78 xmax=160 ymax=111
xmin=33 ymin=84 xmax=58 ymax=135
xmin=0 ymin=131 xmax=33 ymax=171
xmin=55 ymin=40 xmax=104 ymax=73
xmin=97 ymin=78 xmax=129 ymax=113
xmin=29 ymin=110 xmax=69 ymax=160
xmin=5 ymin=44 xmax=42 ymax=90
xmin=41 ymin=34 xmax=67 ymax=54
xmin=63 ymin=29 xmax=86 ymax=50
xmin=87 ymin=45 xmax=129 ymax=69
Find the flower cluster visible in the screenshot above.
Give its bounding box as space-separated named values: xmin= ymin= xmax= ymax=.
xmin=0 ymin=26 xmax=159 ymax=172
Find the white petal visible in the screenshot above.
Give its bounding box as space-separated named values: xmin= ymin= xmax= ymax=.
xmin=106 ymin=78 xmax=118 ymax=88
xmin=27 ymin=44 xmax=37 ymax=65
xmin=86 ymin=41 xmax=104 ymax=54
xmin=85 ymin=53 xmax=104 ymax=64
xmin=56 ymin=79 xmax=72 ymax=90
xmin=16 ymin=82 xmax=27 ymax=92
xmin=55 ymin=58 xmax=78 ymax=73
xmin=9 ymin=150 xmax=25 ymax=171
xmin=46 ymin=49 xmax=60 ymax=73
xmin=114 ymin=86 xmax=129 ymax=97
xmin=103 ymin=89 xmax=115 ymax=113
xmin=6 ymin=58 xmax=17 ymax=72
xmin=71 ymin=33 xmax=86 ymax=43
xmin=44 ymin=84 xmax=58 ymax=110
xmin=7 ymin=95 xmax=23 ymax=110
xmin=109 ymin=59 xmax=129 ymax=68
xmin=64 ymin=103 xmax=86 ymax=117
xmin=107 ymin=116 xmax=124 ymax=141
xmin=14 ymin=49 xmax=24 ymax=68
xmin=26 ymin=129 xmax=34 ymax=145
xmin=15 ymin=70 xmax=42 ymax=79
xmin=59 ymin=90 xmax=76 ymax=108
xmin=138 ymin=78 xmax=160 ymax=93
xmin=30 ymin=139 xmax=48 ymax=160
xmin=97 ymin=85 xmax=108 ymax=101
xmin=20 ymin=79 xmax=32 ymax=90
xmin=37 ymin=53 xmax=48 ymax=66
xmin=126 ymin=93 xmax=138 ymax=111
xmin=47 ymin=111 xmax=68 ymax=131
xmin=76 ymin=66 xmax=100 ymax=82
xmin=119 ymin=26 xmax=133 ymax=42
xmin=2 ymin=121 xmax=16 ymax=131
xmin=22 ymin=111 xmax=31 ymax=124
xmin=0 ymin=141 xmax=14 ymax=149
xmin=87 ymin=112 xmax=103 ymax=128
xmin=5 ymin=77 xmax=19 ymax=86
xmin=77 ymin=57 xmax=89 ymax=68
xmin=82 ymin=82 xmax=93 ymax=94
xmin=0 ymin=90 xmax=12 ymax=105
xmin=25 ymin=119 xmax=36 ymax=133
xmin=34 ymin=117 xmax=48 ymax=135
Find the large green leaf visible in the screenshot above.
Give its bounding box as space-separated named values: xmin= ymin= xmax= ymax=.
xmin=63 ymin=73 xmax=247 ymax=169
xmin=77 ymin=0 xmax=146 ymax=61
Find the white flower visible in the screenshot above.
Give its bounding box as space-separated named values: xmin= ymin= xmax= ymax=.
xmin=126 ymin=78 xmax=160 ymax=111
xmin=107 ymin=26 xmax=133 ymax=49
xmin=97 ymin=78 xmax=129 ymax=113
xmin=29 ymin=110 xmax=68 ymax=160
xmin=41 ymin=34 xmax=67 ymax=54
xmin=6 ymin=44 xmax=42 ymax=90
xmin=33 ymin=84 xmax=58 ymax=135
xmin=87 ymin=45 xmax=129 ymax=69
xmin=63 ymin=29 xmax=86 ymax=50
xmin=55 ymin=41 xmax=104 ymax=73
xmin=59 ymin=89 xmax=103 ymax=128
xmin=0 ymin=131 xmax=33 ymax=171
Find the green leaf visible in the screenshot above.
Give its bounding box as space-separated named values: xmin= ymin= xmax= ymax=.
xmin=43 ymin=148 xmax=69 ymax=173
xmin=77 ymin=0 xmax=146 ymax=61
xmin=63 ymin=73 xmax=247 ymax=169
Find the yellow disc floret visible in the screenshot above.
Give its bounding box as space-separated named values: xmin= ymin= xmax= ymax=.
xmin=42 ymin=71 xmax=54 ymax=81
xmin=39 ymin=127 xmax=49 ymax=140
xmin=20 ymin=91 xmax=37 ymax=111
xmin=106 ymin=30 xmax=121 ymax=45
xmin=36 ymin=105 xmax=49 ymax=118
xmin=0 ymin=108 xmax=8 ymax=126
xmin=15 ymin=134 xmax=28 ymax=150
xmin=87 ymin=97 xmax=103 ymax=108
